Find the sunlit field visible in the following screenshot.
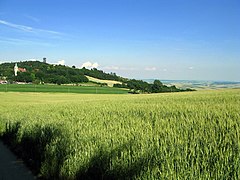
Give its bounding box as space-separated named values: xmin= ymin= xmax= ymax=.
xmin=0 ymin=89 xmax=239 ymax=179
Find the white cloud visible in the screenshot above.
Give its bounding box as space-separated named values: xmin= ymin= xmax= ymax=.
xmin=0 ymin=20 xmax=33 ymax=32
xmin=58 ymin=60 xmax=65 ymax=65
xmin=0 ymin=37 xmax=55 ymax=46
xmin=188 ymin=66 xmax=194 ymax=70
xmin=81 ymin=61 xmax=99 ymax=69
xmin=92 ymin=62 xmax=99 ymax=68
xmin=145 ymin=67 xmax=157 ymax=71
xmin=0 ymin=19 xmax=61 ymax=35
xmin=81 ymin=61 xmax=92 ymax=68
xmin=163 ymin=69 xmax=167 ymax=72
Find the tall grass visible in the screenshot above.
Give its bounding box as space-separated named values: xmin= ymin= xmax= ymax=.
xmin=0 ymin=89 xmax=239 ymax=179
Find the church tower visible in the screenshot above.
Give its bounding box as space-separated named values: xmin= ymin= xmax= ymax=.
xmin=14 ymin=63 xmax=18 ymax=76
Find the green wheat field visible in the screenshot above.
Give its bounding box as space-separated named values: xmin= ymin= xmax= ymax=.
xmin=0 ymin=89 xmax=240 ymax=179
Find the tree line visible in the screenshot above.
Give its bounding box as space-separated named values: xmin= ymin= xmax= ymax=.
xmin=114 ymin=79 xmax=195 ymax=93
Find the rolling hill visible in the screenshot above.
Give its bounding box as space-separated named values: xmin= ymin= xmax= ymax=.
xmin=0 ymin=60 xmax=192 ymax=93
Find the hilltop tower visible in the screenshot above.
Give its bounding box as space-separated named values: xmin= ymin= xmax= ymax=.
xmin=14 ymin=63 xmax=18 ymax=76
xmin=43 ymin=57 xmax=47 ymax=63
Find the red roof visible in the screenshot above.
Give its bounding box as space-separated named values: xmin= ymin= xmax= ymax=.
xmin=18 ymin=68 xmax=27 ymax=72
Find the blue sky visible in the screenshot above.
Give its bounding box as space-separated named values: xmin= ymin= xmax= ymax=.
xmin=0 ymin=0 xmax=239 ymax=81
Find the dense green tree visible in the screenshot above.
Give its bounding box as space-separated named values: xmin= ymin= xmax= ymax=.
xmin=15 ymin=72 xmax=33 ymax=83
xmin=151 ymin=80 xmax=163 ymax=93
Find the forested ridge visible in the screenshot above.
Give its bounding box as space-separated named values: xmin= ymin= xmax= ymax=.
xmin=0 ymin=61 xmax=121 ymax=85
xmin=0 ymin=61 xmax=194 ymax=93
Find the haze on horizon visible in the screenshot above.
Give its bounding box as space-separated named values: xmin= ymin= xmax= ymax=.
xmin=0 ymin=0 xmax=239 ymax=81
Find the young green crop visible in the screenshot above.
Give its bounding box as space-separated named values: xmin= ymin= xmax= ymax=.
xmin=0 ymin=89 xmax=239 ymax=179
xmin=0 ymin=84 xmax=129 ymax=94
